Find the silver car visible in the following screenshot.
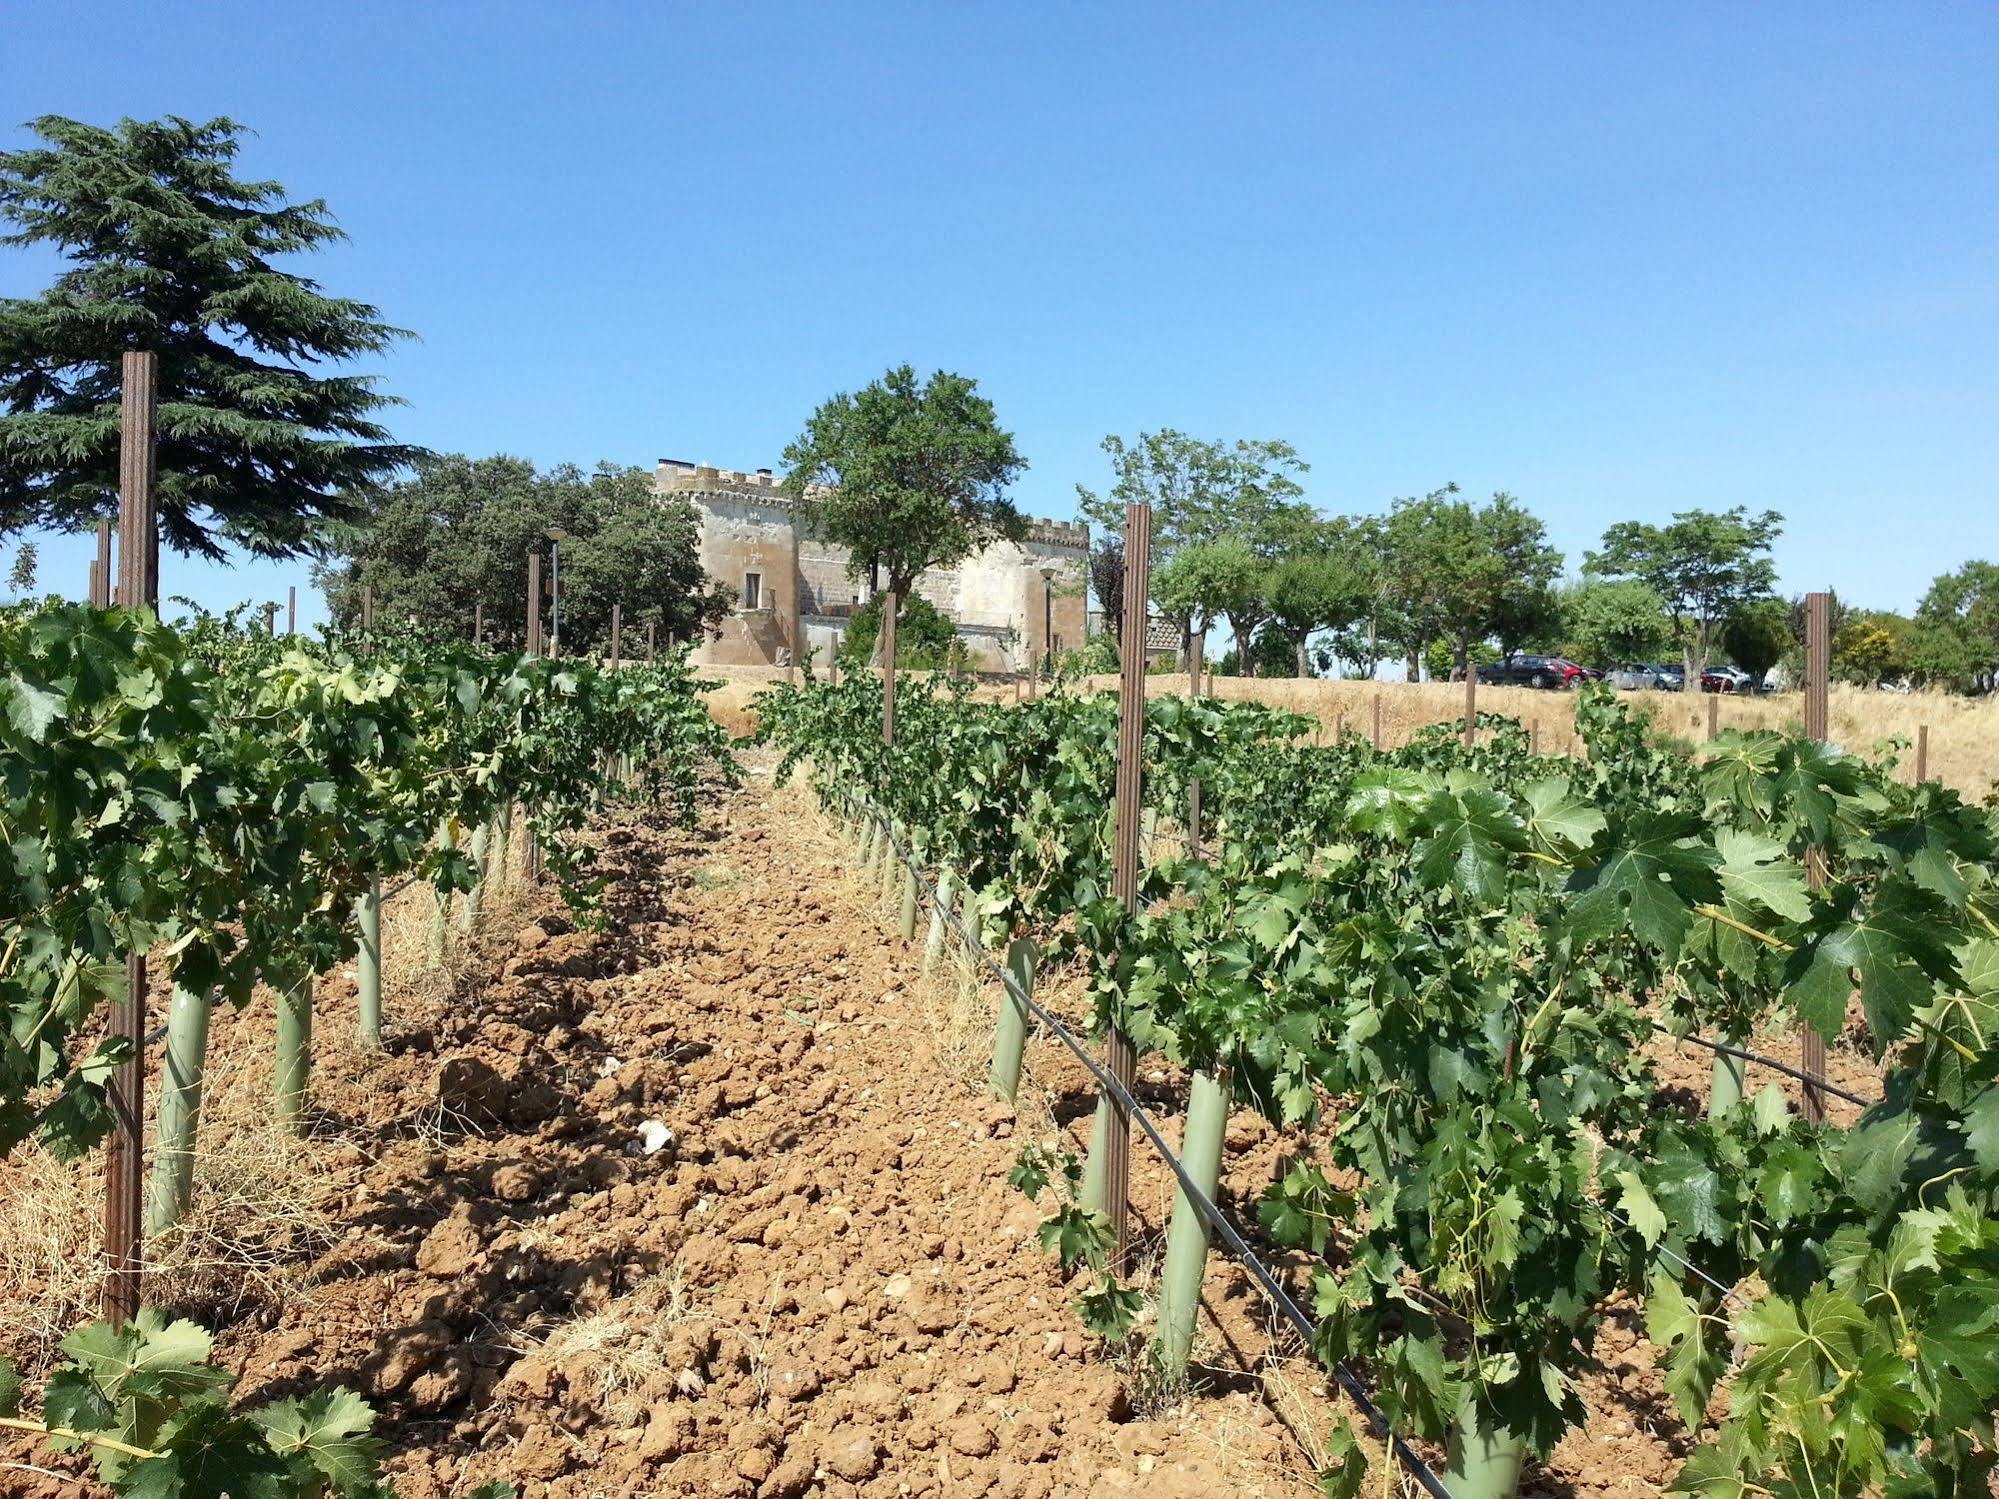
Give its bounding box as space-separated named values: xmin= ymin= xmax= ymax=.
xmin=1611 ymin=662 xmax=1685 ymax=691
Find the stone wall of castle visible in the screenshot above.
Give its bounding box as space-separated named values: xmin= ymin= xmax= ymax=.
xmin=655 ymin=460 xmax=1089 ymax=669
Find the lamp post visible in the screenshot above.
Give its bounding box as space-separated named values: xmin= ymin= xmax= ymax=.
xmin=544 ymin=527 xmax=569 ymax=656
xmin=1039 ymin=563 xmax=1057 ymax=679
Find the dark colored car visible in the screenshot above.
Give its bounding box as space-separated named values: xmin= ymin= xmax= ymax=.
xmin=1476 ymin=654 xmax=1590 ymax=690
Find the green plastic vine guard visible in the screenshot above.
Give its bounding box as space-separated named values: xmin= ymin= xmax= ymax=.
xmin=922 ymin=869 xmax=954 ymax=974
xmin=898 ymin=864 xmax=919 ymax=941
xmin=1153 ymin=1067 xmax=1231 ymax=1380
xmin=1443 ymin=1405 xmax=1527 ymax=1499
xmin=879 ymin=828 xmax=902 ymax=910
xmin=1709 ymin=1034 xmax=1749 ymax=1117
xmin=272 ymin=974 xmax=312 ymax=1134
xmin=991 ymin=937 xmax=1033 ymax=1102
xmin=147 ymin=984 xmax=212 ymax=1234
xmin=1079 ymin=1098 xmax=1112 ymax=1215
xmin=356 ymin=876 xmax=382 ymax=1046
xmin=461 ymin=818 xmax=493 ymax=933
xmin=427 ymin=819 xmax=455 ymax=968
xmin=956 ymin=882 xmax=981 ymax=1011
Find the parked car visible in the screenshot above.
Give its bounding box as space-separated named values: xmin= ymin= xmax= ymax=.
xmin=1610 ymin=662 xmax=1686 ymax=691
xmin=1476 ymin=654 xmax=1591 ymax=689
xmin=1702 ymin=665 xmax=1755 ymax=693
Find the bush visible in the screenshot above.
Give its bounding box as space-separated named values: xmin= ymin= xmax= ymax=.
xmin=838 ymin=594 xmax=960 ymax=670
xmin=1053 ymin=633 xmax=1121 ymax=680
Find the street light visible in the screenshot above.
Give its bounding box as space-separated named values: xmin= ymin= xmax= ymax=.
xmin=544 ymin=527 xmax=569 ymax=656
xmin=1039 ymin=564 xmax=1057 ymax=679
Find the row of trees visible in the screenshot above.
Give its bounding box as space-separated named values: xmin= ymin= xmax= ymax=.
xmin=1074 ymin=432 xmax=1778 ymax=688
xmin=1078 ymin=431 xmax=1999 ymax=692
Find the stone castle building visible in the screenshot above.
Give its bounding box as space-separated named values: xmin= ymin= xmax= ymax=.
xmin=655 ymin=459 xmax=1090 ymax=670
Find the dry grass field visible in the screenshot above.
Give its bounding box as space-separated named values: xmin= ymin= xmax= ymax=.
xmin=696 ymin=666 xmax=1999 ymax=803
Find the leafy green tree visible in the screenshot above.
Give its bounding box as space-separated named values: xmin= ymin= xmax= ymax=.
xmin=1090 ymin=537 xmax=1124 ymax=648
xmin=1075 ymin=430 xmax=1309 ymax=642
xmin=1717 ymin=595 xmax=1789 ymax=681
xmin=1311 ymin=514 xmax=1398 ymax=679
xmin=1915 ymin=559 xmax=1999 ymax=691
xmin=781 ymin=365 xmax=1025 ymax=660
xmin=1587 ymin=507 xmax=1783 ymax=691
xmin=1383 ymin=487 xmax=1562 ymax=680
xmin=318 ymin=455 xmax=727 ymax=652
xmin=1491 ymin=582 xmax=1564 ymax=664
xmin=0 ymin=115 xmax=417 ymax=559
xmin=1556 ymin=578 xmax=1673 ymax=667
xmin=5 ymin=541 xmax=36 ymax=597
xmin=1264 ymin=532 xmax=1371 ymax=677
xmin=835 ymin=593 xmax=960 ymax=671
xmin=1152 ymin=537 xmax=1268 ymax=673
xmin=1221 ymin=624 xmax=1300 ymax=678
xmin=1832 ymin=610 xmax=1917 ymax=686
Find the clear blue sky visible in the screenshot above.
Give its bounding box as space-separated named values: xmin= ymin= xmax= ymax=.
xmin=4 ymin=2 xmax=1994 ymax=628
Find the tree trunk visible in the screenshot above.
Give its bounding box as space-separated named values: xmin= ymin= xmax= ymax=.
xmin=1295 ymin=634 xmax=1310 ymax=678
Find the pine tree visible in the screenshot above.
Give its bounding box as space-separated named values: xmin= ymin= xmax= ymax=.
xmin=0 ymin=115 xmax=418 ymax=559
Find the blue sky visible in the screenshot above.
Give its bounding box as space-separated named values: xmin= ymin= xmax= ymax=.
xmin=4 ymin=2 xmax=1994 ymax=628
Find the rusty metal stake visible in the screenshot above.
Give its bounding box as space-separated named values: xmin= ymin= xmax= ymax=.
xmin=287 ymin=585 xmax=297 ymax=635
xmin=1801 ymin=591 xmax=1831 ymax=1123
xmin=1372 ymin=691 xmax=1384 ymax=750
xmin=1087 ymin=501 xmax=1151 ymax=1271
xmin=94 ymin=520 xmax=114 ymax=606
xmin=1915 ymin=723 xmax=1928 ymax=784
xmin=105 ymin=351 xmax=157 ymax=1326
xmin=1463 ymin=665 xmax=1477 ymax=749
xmin=881 ymin=588 xmax=899 ymax=745
xmin=1707 ymin=692 xmax=1719 ymax=741
xmin=610 ymin=603 xmax=622 ymax=669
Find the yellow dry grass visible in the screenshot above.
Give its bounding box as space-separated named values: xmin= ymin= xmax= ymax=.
xmin=703 ymin=665 xmax=1999 ymax=801
xmin=0 ymin=833 xmax=532 ymax=1370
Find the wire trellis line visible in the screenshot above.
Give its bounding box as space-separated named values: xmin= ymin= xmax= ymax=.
xmin=858 ymin=798 xmax=1458 ymax=1499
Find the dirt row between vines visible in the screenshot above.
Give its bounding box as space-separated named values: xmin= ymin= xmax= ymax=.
xmin=3 ymin=770 xmax=1321 ymax=1497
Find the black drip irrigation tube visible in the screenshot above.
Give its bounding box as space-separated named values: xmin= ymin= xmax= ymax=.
xmin=855 ymin=798 xmax=1459 ymax=1499
xmin=1652 ymin=1022 xmax=1873 ymax=1108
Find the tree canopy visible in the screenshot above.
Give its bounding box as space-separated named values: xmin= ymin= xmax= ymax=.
xmin=1074 ymin=430 xmax=1308 ymax=559
xmin=1718 ymin=596 xmax=1790 ymax=680
xmin=1557 ymin=578 xmax=1674 ymax=667
xmin=1076 ymin=430 xmax=1311 ymax=657
xmin=1152 ymin=537 xmax=1267 ymax=669
xmin=0 ymin=114 xmax=417 ymax=559
xmin=1915 ymin=560 xmax=1999 ymax=691
xmin=1587 ymin=507 xmax=1782 ymax=689
xmin=1383 ymin=487 xmax=1562 ymax=679
xmin=317 ymin=455 xmax=728 ymax=652
xmin=781 ymin=364 xmax=1027 ymax=607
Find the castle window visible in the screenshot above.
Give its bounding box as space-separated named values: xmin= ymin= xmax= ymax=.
xmin=742 ymin=572 xmax=762 ymax=610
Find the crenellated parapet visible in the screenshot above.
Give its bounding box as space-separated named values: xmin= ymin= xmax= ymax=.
xmin=654 ymin=459 xmax=1089 ymax=549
